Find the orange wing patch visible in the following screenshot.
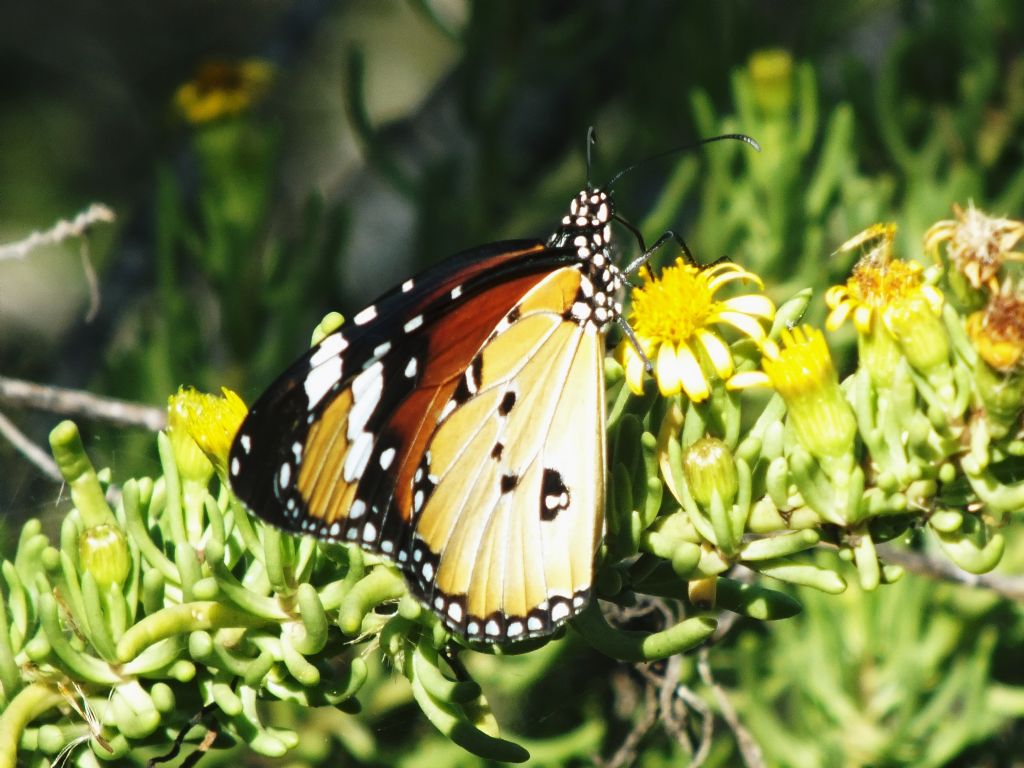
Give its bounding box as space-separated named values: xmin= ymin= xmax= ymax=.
xmin=296 ymin=388 xmax=356 ymax=524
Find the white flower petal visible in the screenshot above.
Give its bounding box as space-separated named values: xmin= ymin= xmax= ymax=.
xmin=726 ymin=370 xmax=771 ymax=390
xmin=721 ymin=294 xmax=775 ymax=319
xmin=696 ymin=329 xmax=734 ymax=379
xmin=676 ymin=342 xmax=710 ymax=402
xmin=623 ymin=343 xmax=647 ymax=395
xmin=825 ymin=300 xmax=853 ymax=331
xmin=714 ymin=310 xmax=768 ymax=341
xmin=656 ymin=342 xmax=684 ymax=396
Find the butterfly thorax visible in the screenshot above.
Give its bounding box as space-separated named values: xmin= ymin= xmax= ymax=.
xmin=546 ymin=188 xmax=624 ymax=331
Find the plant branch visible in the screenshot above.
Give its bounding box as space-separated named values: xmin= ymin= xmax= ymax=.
xmin=0 ymin=410 xmax=62 ymax=481
xmin=877 ymin=543 xmax=1024 ymax=601
xmin=0 ymin=204 xmax=115 ymax=261
xmin=0 ymin=377 xmax=166 ymax=431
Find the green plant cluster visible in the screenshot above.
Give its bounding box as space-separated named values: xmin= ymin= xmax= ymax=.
xmin=5 ymin=7 xmax=1024 ymax=765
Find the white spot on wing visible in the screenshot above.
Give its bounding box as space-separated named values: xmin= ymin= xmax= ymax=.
xmin=230 ymin=457 xmax=240 ymax=476
xmin=347 ymin=362 xmax=384 ymax=439
xmin=349 ymin=500 xmax=366 ymax=519
xmin=277 ymin=463 xmax=291 ymax=488
xmin=379 ymin=447 xmax=396 ymax=470
xmin=404 ymin=315 xmax=424 ymax=333
xmin=310 ymin=334 xmax=348 ymax=367
xmin=304 ymin=357 xmax=342 ymax=407
xmin=551 ymin=602 xmax=570 ymax=622
xmin=239 ymin=434 xmax=252 ymax=453
xmin=373 ymin=341 xmax=391 ymax=358
xmin=353 ymin=305 xmax=378 ymax=325
xmin=450 ymin=285 xmax=463 ymax=300
xmin=404 ymin=357 xmax=418 ymax=378
xmin=402 ymin=278 xmax=414 ymax=292
xmin=343 ymin=431 xmax=374 ymax=482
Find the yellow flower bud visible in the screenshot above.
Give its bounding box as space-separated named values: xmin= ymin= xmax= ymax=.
xmin=79 ymin=524 xmax=130 ymax=589
xmin=762 ymin=326 xmax=858 ymax=458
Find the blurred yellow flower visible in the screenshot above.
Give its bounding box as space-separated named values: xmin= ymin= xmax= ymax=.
xmin=619 ymin=258 xmax=774 ymax=401
xmin=167 ymin=387 xmax=248 ymax=476
xmin=967 ymin=279 xmax=1024 ymax=372
xmin=748 ymin=48 xmax=794 ymax=115
xmin=925 ymin=203 xmax=1024 ymax=292
xmin=175 ymin=58 xmax=274 ymax=124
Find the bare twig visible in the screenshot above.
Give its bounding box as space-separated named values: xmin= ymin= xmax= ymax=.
xmin=0 ymin=204 xmax=115 ymax=261
xmin=596 ymin=680 xmax=659 ymax=768
xmin=79 ymin=239 xmax=101 ymax=322
xmin=698 ymin=649 xmax=764 ymax=768
xmin=876 ymin=543 xmax=1024 ymax=601
xmin=675 ymin=684 xmax=713 ymax=767
xmin=0 ymin=410 xmax=62 ymax=481
xmin=0 ymin=376 xmax=166 ymax=431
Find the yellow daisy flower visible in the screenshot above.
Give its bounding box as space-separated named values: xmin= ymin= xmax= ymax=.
xmin=174 ymin=58 xmax=274 ymax=125
xmin=925 ymin=203 xmax=1024 ymax=292
xmin=620 ymin=258 xmax=775 ymax=401
xmin=167 ymin=387 xmax=248 ymax=476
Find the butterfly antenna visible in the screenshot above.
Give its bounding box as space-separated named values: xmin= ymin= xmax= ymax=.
xmin=607 ymin=133 xmax=760 ymax=188
xmin=586 ymin=126 xmax=598 ymax=190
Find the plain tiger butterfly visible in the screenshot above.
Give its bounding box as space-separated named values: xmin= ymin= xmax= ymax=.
xmin=228 ymin=133 xmax=758 ymax=642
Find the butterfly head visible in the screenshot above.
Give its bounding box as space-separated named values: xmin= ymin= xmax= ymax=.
xmin=547 ymin=188 xmax=624 ymax=330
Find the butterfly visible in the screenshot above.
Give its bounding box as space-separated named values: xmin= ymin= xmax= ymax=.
xmin=228 ymin=134 xmax=757 ymax=642
xmin=229 ymin=183 xmax=621 ymax=643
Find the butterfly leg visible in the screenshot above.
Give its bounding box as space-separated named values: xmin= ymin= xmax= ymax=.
xmin=616 ymin=316 xmax=654 ymax=373
xmin=621 ymin=228 xmax=695 ymax=276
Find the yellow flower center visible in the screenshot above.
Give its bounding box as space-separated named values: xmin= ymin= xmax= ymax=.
xmin=629 ymin=259 xmax=715 ymax=346
xmin=847 ymin=258 xmax=925 ymax=309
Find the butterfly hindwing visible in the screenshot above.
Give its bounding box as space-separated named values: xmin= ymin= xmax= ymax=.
xmin=408 ymin=266 xmax=606 ymax=639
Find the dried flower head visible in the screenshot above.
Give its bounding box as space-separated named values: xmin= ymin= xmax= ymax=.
xmin=967 ymin=278 xmax=1024 ymax=372
xmin=925 ymin=203 xmax=1024 ymax=292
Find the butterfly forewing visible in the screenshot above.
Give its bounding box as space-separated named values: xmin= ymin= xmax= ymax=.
xmin=230 ymin=187 xmax=622 ymax=643
xmin=229 ymin=239 xmax=563 ymax=539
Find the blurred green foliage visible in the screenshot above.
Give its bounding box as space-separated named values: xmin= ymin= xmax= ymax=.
xmin=2 ymin=1 xmax=1024 ymax=766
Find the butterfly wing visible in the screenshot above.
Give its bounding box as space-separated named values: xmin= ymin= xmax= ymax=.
xmin=410 ymin=265 xmax=606 ymax=639
xmin=229 ymin=240 xmax=605 ymax=641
